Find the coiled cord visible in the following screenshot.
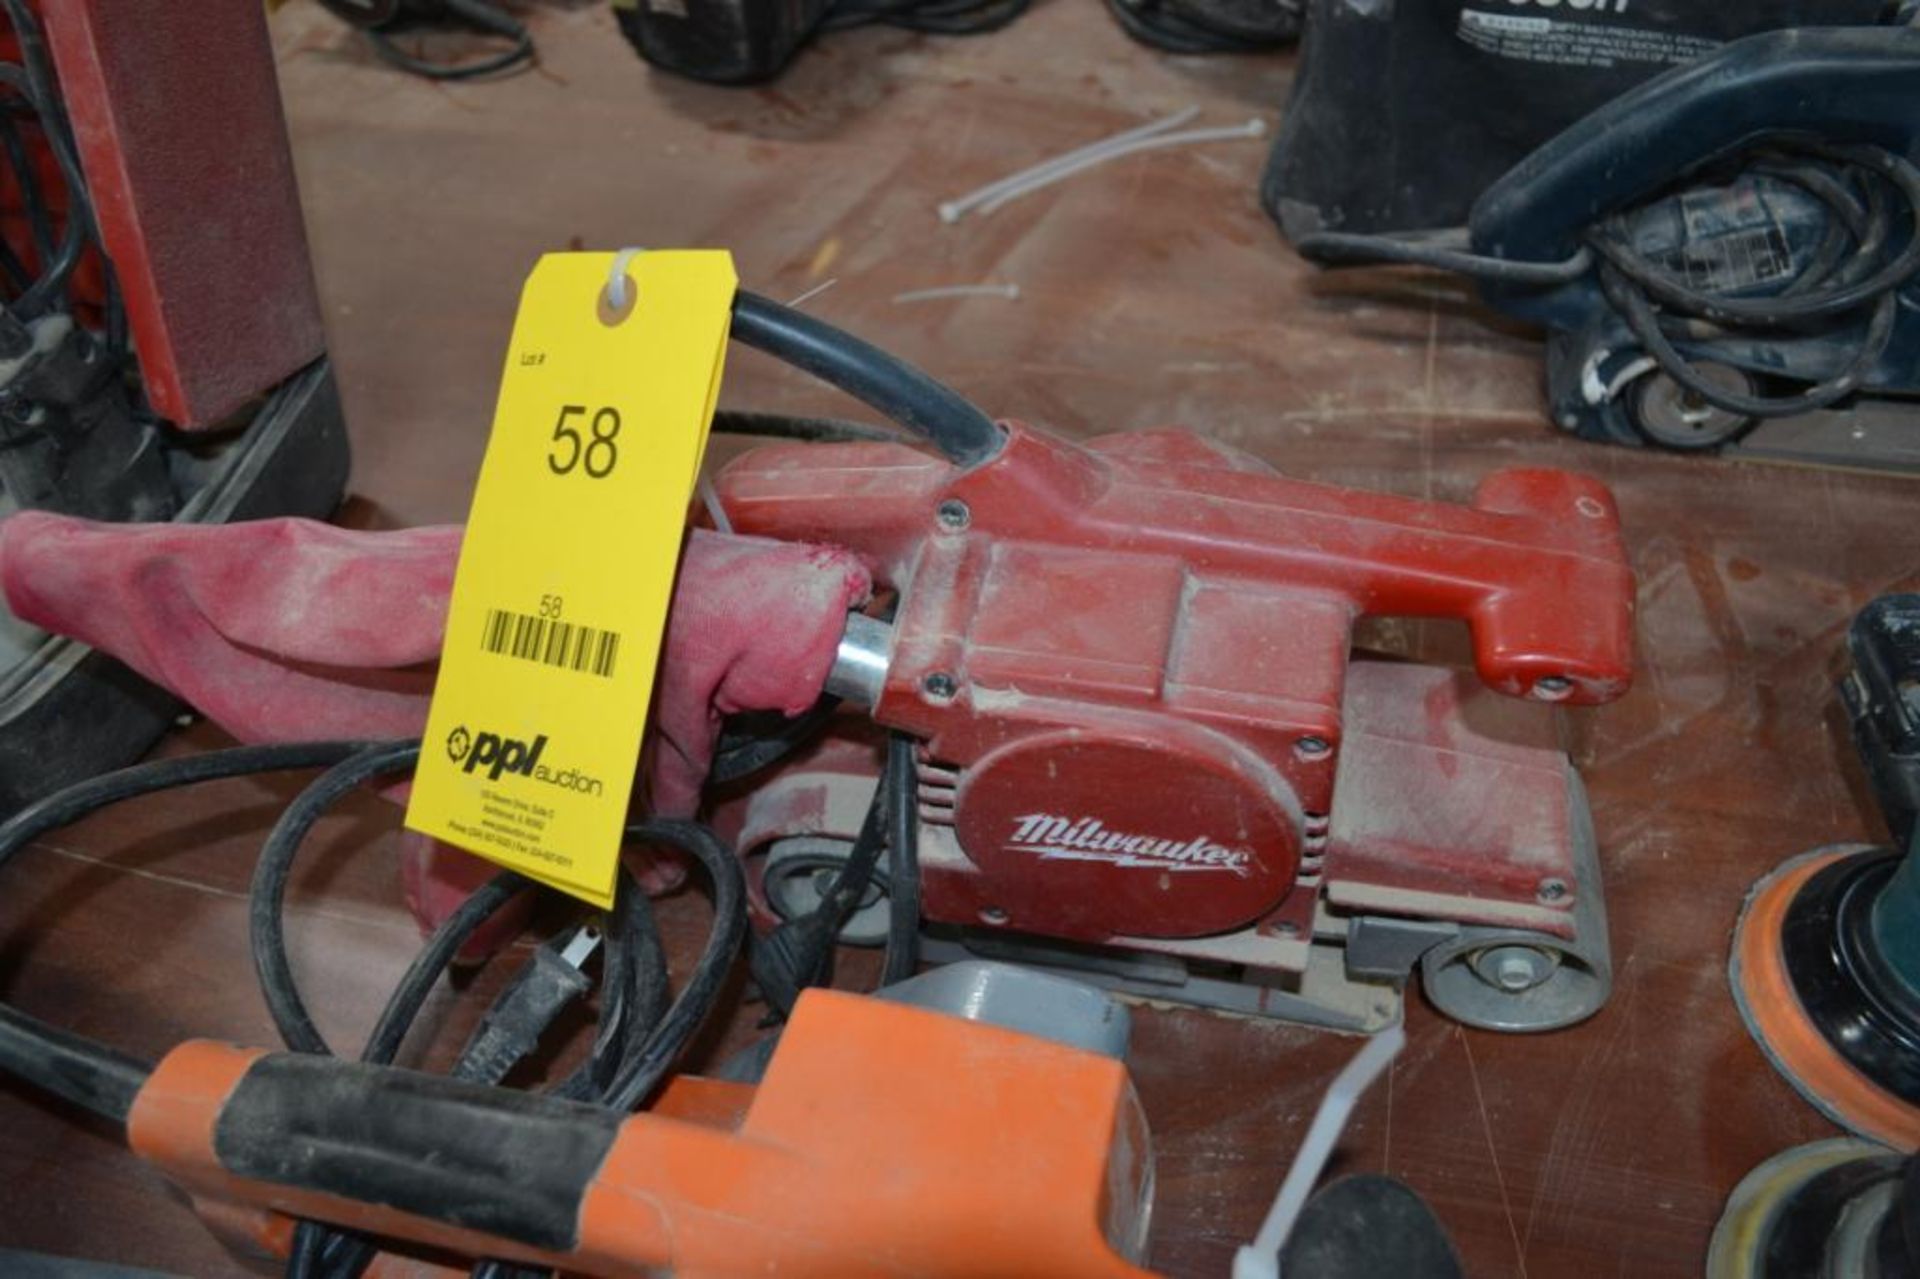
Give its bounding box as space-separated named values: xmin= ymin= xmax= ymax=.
xmin=0 ymin=741 xmax=746 ymax=1279
xmin=1585 ymin=138 xmax=1920 ymax=421
xmin=1295 ymin=135 xmax=1920 ymax=425
xmin=323 ymin=0 xmax=536 ymax=81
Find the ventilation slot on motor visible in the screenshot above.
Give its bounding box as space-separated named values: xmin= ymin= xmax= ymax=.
xmin=917 ymin=753 xmax=960 ymax=827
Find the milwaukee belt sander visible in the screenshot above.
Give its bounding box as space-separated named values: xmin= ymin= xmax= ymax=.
xmin=0 ymin=286 xmax=1638 ymax=1039
xmin=698 ymin=305 xmax=1638 ymax=1035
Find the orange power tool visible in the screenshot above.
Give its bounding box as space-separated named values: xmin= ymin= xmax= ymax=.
xmin=123 ymin=985 xmax=1154 ymax=1278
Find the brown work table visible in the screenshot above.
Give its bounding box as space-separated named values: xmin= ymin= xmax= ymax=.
xmin=0 ymin=3 xmax=1912 ymax=1274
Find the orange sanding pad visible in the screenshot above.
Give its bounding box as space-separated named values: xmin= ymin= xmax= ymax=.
xmin=1730 ymin=848 xmax=1920 ymax=1151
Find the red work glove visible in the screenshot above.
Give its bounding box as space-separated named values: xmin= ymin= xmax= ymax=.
xmin=0 ymin=512 xmax=869 ymax=955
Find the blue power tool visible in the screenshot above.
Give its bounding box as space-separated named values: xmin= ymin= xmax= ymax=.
xmin=1289 ymin=27 xmax=1920 ymax=472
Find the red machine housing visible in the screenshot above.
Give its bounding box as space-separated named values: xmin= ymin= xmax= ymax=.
xmin=36 ymin=0 xmax=327 ymax=428
xmin=712 ymin=423 xmax=1633 ymax=993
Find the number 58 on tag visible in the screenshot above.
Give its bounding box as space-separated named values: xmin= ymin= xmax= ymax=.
xmin=547 ymin=405 xmax=623 ymax=478
xmin=406 ymin=251 xmax=737 ymax=908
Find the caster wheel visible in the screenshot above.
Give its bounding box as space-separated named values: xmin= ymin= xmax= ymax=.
xmin=1629 ymin=364 xmax=1755 ymax=451
xmin=1419 ymin=775 xmax=1610 ymax=1032
xmin=1420 ymin=932 xmax=1608 ymax=1032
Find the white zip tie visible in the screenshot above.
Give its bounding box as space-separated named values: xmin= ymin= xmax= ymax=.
xmin=938 ymin=105 xmax=1200 ymax=225
xmin=787 ymin=277 xmax=839 ymax=308
xmin=699 ymin=473 xmax=733 ymax=534
xmin=977 ymin=117 xmax=1269 ymax=219
xmin=1232 ymin=1024 xmax=1406 ymax=1279
xmin=892 ymin=283 xmax=1021 ymax=304
xmin=606 ymin=246 xmax=645 ymax=311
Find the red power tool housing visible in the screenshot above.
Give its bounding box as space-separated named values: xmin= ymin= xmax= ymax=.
xmin=33 ymin=0 xmax=327 ymax=428
xmin=712 ymin=422 xmax=1634 ymax=1031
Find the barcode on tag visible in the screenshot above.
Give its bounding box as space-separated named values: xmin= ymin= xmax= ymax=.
xmin=481 ymin=608 xmax=621 ymax=679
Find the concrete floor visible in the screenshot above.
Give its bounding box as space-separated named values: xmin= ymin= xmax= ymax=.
xmin=1 ymin=1 xmax=1916 ymax=1274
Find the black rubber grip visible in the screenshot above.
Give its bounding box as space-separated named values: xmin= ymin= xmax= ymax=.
xmin=213 ymin=1054 xmax=621 ymax=1252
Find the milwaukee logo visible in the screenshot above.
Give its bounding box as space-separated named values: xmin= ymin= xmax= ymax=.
xmin=1006 ymin=814 xmax=1253 ymax=876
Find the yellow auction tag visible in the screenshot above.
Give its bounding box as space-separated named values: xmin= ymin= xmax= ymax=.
xmin=405 ymin=250 xmax=737 ymax=907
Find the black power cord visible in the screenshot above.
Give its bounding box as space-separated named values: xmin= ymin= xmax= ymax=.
xmin=619 ymin=0 xmax=1030 ymax=82
xmin=730 ymin=291 xmax=1003 ymax=467
xmin=0 ymin=741 xmax=389 ymax=1127
xmin=749 ymin=753 xmax=891 ymax=1021
xmin=321 ymin=0 xmax=536 ymax=81
xmin=1586 ymin=138 xmax=1920 ymax=421
xmin=0 ymin=112 xmax=55 ymax=297
xmin=240 ymin=744 xmax=743 ymax=1279
xmin=749 ymin=728 xmax=923 ymax=1017
xmin=711 ymin=408 xmax=904 ymax=446
xmin=880 ymin=732 xmax=921 ymax=985
xmin=0 ymin=0 xmax=178 ymax=525
xmin=1295 ymin=134 xmax=1920 ymax=424
xmin=0 ymin=1003 xmax=150 ymax=1125
xmin=0 ymin=740 xmax=746 ymax=1279
xmin=818 ymin=0 xmax=1031 ymax=36
xmin=0 ymin=741 xmax=385 ymax=884
xmin=1295 ymin=226 xmax=1595 ymax=286
xmin=1104 ymin=0 xmax=1299 ymax=54
xmin=0 ymin=0 xmax=95 ymax=320
xmin=710 ymin=695 xmax=845 ymax=786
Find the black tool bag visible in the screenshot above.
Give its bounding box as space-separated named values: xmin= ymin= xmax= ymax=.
xmin=614 ymin=0 xmax=830 ymax=83
xmin=1262 ymin=0 xmax=1898 ymax=241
